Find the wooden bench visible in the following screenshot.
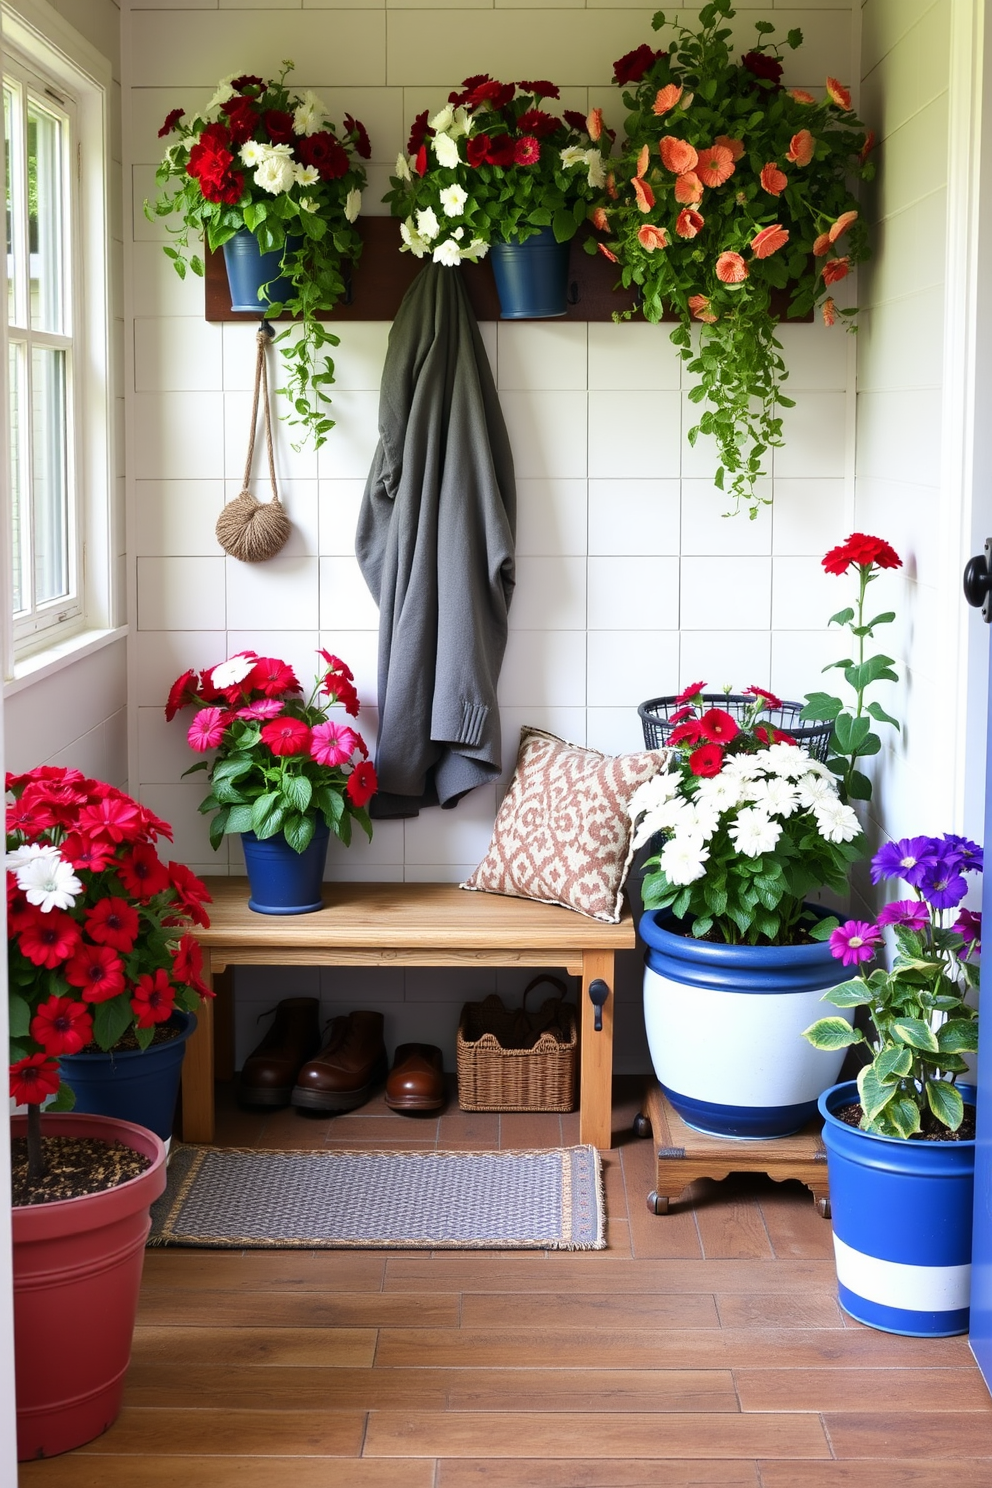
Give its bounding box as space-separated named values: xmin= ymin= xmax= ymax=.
xmin=185 ymin=879 xmax=636 ymax=1150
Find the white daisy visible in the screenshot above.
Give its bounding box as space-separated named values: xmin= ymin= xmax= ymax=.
xmin=628 ymin=771 xmax=681 ymax=821
xmin=416 ymin=206 xmax=440 ymax=241
xmin=16 ymin=852 xmax=83 ymax=913
xmin=439 ymin=184 xmax=468 ymax=218
xmin=814 ymin=798 xmax=862 ymax=844
xmin=5 ymin=842 xmax=60 ymax=874
xmin=293 ymin=91 xmax=328 ymax=138
xmin=293 ymin=164 xmax=319 ymax=187
xmin=748 ymin=776 xmax=800 ymax=818
xmin=240 ymin=141 xmax=266 ymax=168
xmin=432 ymin=132 xmax=460 ymax=168
xmin=795 ymin=771 xmax=838 ymax=810
xmin=254 ymin=149 xmax=296 ymax=196
xmin=660 ymin=834 xmax=710 ymax=886
xmin=728 ymin=808 xmax=782 ymax=858
xmin=631 ymin=797 xmax=691 ymax=851
xmin=211 ymin=654 xmax=257 ymax=689
xmin=694 ymin=772 xmax=744 ymax=812
xmin=760 ymin=742 xmax=811 ymax=779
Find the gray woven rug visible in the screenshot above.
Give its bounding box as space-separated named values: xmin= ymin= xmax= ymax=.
xmin=148 ymin=1144 xmax=605 ymax=1250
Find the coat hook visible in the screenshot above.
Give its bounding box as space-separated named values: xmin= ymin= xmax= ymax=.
xmin=567 ymin=279 xmax=580 ymax=306
xmin=588 ymin=979 xmax=609 ymax=1032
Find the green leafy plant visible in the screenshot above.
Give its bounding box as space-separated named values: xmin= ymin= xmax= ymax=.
xmin=145 ymin=63 xmax=369 ymax=448
xmin=594 ymin=3 xmax=874 ymax=516
xmin=800 ymin=533 xmax=902 ymax=803
xmin=385 ymin=76 xmax=612 ymax=263
xmin=803 ymin=834 xmax=981 ymax=1137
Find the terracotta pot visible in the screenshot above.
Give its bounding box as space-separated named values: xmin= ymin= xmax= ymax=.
xmin=12 ymin=1112 xmax=167 ymax=1460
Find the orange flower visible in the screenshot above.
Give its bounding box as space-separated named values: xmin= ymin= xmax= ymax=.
xmin=860 ymin=129 xmax=876 ymax=165
xmin=760 ymin=162 xmax=788 ymax=196
xmin=786 ymin=129 xmax=814 ymax=166
xmin=750 ymin=224 xmax=789 ymax=259
xmin=606 ymin=171 xmax=618 ymax=201
xmin=589 ymin=206 xmax=610 ymax=232
xmin=597 ymin=242 xmax=618 ymax=264
xmin=675 ymin=207 xmax=704 ymax=239
xmin=714 ymin=134 xmax=744 ymax=162
xmin=632 ymin=176 xmax=655 ymax=212
xmin=635 ymin=143 xmax=650 ymax=179
xmin=653 ymin=84 xmax=683 ymax=115
xmin=813 ymin=232 xmax=832 ymax=257
xmin=674 ymin=171 xmax=704 ymax=205
xmin=829 ymin=209 xmax=858 ymax=242
xmin=688 ymin=293 xmax=717 ymax=323
xmin=696 ymin=145 xmax=735 ymax=188
xmin=586 ymin=107 xmax=604 ymax=142
xmin=715 ymin=251 xmax=748 ymax=284
xmin=789 ymin=88 xmax=816 ymax=105
xmin=637 ymin=223 xmax=669 ymax=252
xmin=659 ymin=136 xmax=698 ymax=175
xmin=822 ymin=256 xmax=850 ymax=285
xmin=826 ymin=77 xmax=852 ymax=110
xmin=822 ymin=296 xmax=837 ymax=327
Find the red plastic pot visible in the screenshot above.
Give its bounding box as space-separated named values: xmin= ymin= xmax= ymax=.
xmin=12 ymin=1111 xmax=167 ymax=1460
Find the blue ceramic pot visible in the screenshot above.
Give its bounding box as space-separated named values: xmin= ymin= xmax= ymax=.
xmin=222 ymin=229 xmax=300 ymax=312
xmin=640 ymin=907 xmax=852 ymax=1139
xmin=489 ymin=227 xmax=571 ymax=319
xmin=819 ymin=1080 xmax=976 ymax=1336
xmin=58 ymin=1009 xmax=196 ymax=1143
xmin=241 ymin=821 xmax=330 ymax=915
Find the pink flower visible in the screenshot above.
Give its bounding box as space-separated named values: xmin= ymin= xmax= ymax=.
xmin=236 ymin=699 xmax=284 ymax=720
xmin=750 ymin=224 xmax=789 ymax=259
xmin=696 ymin=145 xmax=735 ymax=188
xmin=310 ymin=720 xmax=359 ymax=767
xmin=676 ymin=208 xmax=704 ymax=239
xmin=760 ymin=162 xmax=788 ymax=196
xmin=637 ymin=223 xmax=668 ymax=252
xmin=829 ymin=920 xmax=882 ymax=967
xmin=829 ymin=209 xmax=858 ymax=243
xmin=659 ymin=137 xmax=698 ymax=176
xmin=822 ymin=257 xmax=850 ymax=285
xmin=513 ymin=135 xmax=540 ymax=166
xmin=789 ymin=89 xmax=816 ymax=105
xmin=632 ymin=176 xmax=655 ymax=212
xmin=586 ymin=107 xmax=604 ymax=140
xmin=826 ymin=77 xmax=852 ymax=110
xmin=822 ymin=296 xmax=837 ymax=327
xmin=714 ymin=135 xmax=744 ymax=162
xmin=688 ymin=293 xmax=716 ymax=323
xmin=187 ymin=706 xmax=228 ymax=752
xmin=674 ymin=172 xmax=703 ymax=205
xmin=786 ymin=130 xmax=815 ymax=167
xmin=652 ymin=85 xmax=683 ymax=116
xmin=715 ymin=251 xmax=748 ymax=284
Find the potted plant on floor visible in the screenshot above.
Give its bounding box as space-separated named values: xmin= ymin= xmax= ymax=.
xmin=386 ymin=77 xmax=612 ymax=317
xmin=803 ymin=834 xmax=981 ymax=1336
xmin=6 ymin=766 xmax=213 ymax=1458
xmin=593 ymin=2 xmax=874 ymax=516
xmin=146 ymin=63 xmax=370 ymax=447
xmin=166 ymin=648 xmax=377 ymax=913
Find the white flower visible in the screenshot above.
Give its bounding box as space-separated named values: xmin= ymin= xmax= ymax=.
xmin=298 ymin=196 xmax=319 ymax=214
xmin=293 ymin=91 xmax=328 ymax=137
xmin=450 ymin=107 xmax=472 ymax=139
xmin=631 ymin=797 xmax=691 ymax=851
xmin=728 ymin=808 xmax=782 ymax=858
xmin=628 ymin=771 xmax=681 ymax=820
xmin=429 ymin=105 xmax=454 ymax=134
xmin=795 ymin=771 xmax=838 ymax=810
xmin=748 ymin=776 xmax=800 ymax=818
xmin=460 ymin=237 xmax=489 ymax=261
xmin=344 ymin=188 xmax=362 ymax=223
xmin=433 ymin=132 xmax=460 ymax=168
xmin=16 ymin=852 xmax=83 ymax=913
xmin=694 ymin=773 xmax=744 ymax=812
xmin=560 ymin=145 xmax=587 ymax=170
xmin=416 ymin=206 xmax=440 ymax=241
xmin=211 ymin=654 xmax=257 ymax=689
xmin=400 ymin=220 xmax=428 ymax=258
xmin=452 ymin=227 xmax=464 ymax=240
xmin=5 ymin=842 xmax=60 ymax=874
xmin=660 ymin=834 xmax=710 ymax=886
xmin=683 ymin=801 xmax=720 ymax=841
xmin=432 ymin=237 xmax=463 ymax=267
xmin=759 ymin=742 xmax=810 ymax=779
xmin=721 ymin=754 xmax=764 ymax=783
xmin=254 ymin=148 xmax=297 ymax=196
xmin=395 ymin=152 xmax=412 ymax=182
xmin=439 ymin=184 xmax=468 ymax=218
xmin=293 ymin=163 xmax=319 ymax=187
xmin=240 ymin=141 xmax=266 ymax=168
xmin=585 ymin=149 xmax=606 ymax=189
xmin=207 ymin=73 xmax=239 ymax=112
xmin=813 ymin=798 xmax=862 ymax=844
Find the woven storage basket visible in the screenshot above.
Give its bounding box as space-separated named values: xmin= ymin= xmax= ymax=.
xmin=456 ymin=977 xmax=577 ymax=1112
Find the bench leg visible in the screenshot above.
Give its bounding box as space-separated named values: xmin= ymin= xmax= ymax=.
xmin=180 ymin=956 xmax=219 ymax=1143
xmin=579 ymin=950 xmax=614 ymax=1151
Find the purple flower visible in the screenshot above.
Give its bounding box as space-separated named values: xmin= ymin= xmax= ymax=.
xmin=917 ymin=864 xmax=969 ymax=910
xmin=829 ymin=920 xmax=883 ymax=967
xmin=940 ymin=834 xmax=984 ymax=874
xmin=876 ymin=898 xmax=930 ymax=930
xmin=870 ymin=836 xmax=941 ymax=887
xmin=953 ymin=908 xmax=981 ymax=954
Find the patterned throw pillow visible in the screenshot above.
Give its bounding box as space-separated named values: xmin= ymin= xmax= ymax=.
xmin=461 ymin=727 xmax=670 ymax=923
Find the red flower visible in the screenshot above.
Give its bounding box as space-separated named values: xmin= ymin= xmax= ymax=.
xmin=324 ymin=673 xmax=360 ymax=718
xmin=760 ymin=162 xmax=788 ymax=196
xmin=415 ymin=145 xmax=428 ymax=177
xmin=296 ymin=133 xmax=349 ymax=181
xmin=822 ymin=256 xmax=850 ymax=285
xmin=516 ymin=80 xmax=560 ymax=100
xmin=741 ymin=51 xmax=783 ymax=87
xmin=637 ymin=224 xmax=668 ymax=252
xmin=513 ymin=135 xmax=541 ymax=166
xmin=168 ymin=861 xmax=212 ymax=928
xmin=822 ymin=296 xmax=837 ymax=327
xmin=745 ymin=686 xmax=783 ymax=709
xmin=689 ymin=743 xmax=724 ymax=777
xmin=85 ymin=897 xmax=140 ymax=953
xmin=10 ymin=1054 xmax=61 ymax=1105
xmin=30 ymin=996 xmax=93 ymax=1056
xmin=78 ymin=794 xmax=142 ymax=843
xmin=632 ymin=177 xmax=655 ymax=213
xmin=132 ymin=969 xmax=176 ymax=1028
xmin=222 ymin=96 xmax=259 ymax=146
xmin=261 ymin=716 xmax=313 ymax=757
xmin=407 ymin=110 xmax=431 ymax=154
xmin=486 ymin=136 xmax=517 ymax=168
xmin=18 ymin=907 xmax=81 ymax=968
xmin=467 ymin=80 xmax=515 ymax=110
xmin=346 ymin=760 xmax=378 ymax=808
xmin=343 ymin=113 xmax=371 ymax=160
xmin=612 ymin=45 xmax=665 ymax=85
xmin=667 ymin=706 xmax=696 ymax=725
xmin=137 ymin=803 xmax=174 ymax=842
xmin=231 ymin=75 xmax=264 ymax=93
xmin=247 ymin=657 xmax=301 ymax=698
xmin=64 ymin=943 xmax=126 ymax=1004
xmin=750 ymin=224 xmax=790 ymax=260
xmin=675 ymin=208 xmax=704 ymax=239
xmin=675 ymin=680 xmax=707 ymax=704
xmin=696 ymin=145 xmax=735 ymax=188
xmin=563 ymin=110 xmax=588 ymax=133
xmin=515 ymin=110 xmax=562 ymax=139
xmin=597 ymin=243 xmax=619 ymax=264
xmin=60 ymin=832 xmax=115 ymax=873
xmin=466 ymin=134 xmax=491 ymax=169
xmin=699 ymin=709 xmax=739 ymax=745
xmin=826 ymin=77 xmax=852 ymax=110
xmin=716 ymin=251 xmax=748 ymax=284
xmin=786 ymin=130 xmax=815 ymax=167
xmin=659 ymin=137 xmax=698 ymax=176
xmin=165 ymin=668 xmax=199 ymax=721
xmin=669 ymin=720 xmax=704 ymax=747
xmin=158 ymin=108 xmax=184 ymax=138
xmin=688 ymin=293 xmax=716 ymax=323
xmin=172 ymin=933 xmax=211 ymax=998
xmin=318 ymin=650 xmax=354 ymax=682
xmin=822 ymin=533 xmax=902 ymax=575
xmin=118 ymin=843 xmax=172 ymax=900
xmin=6 ymin=880 xmax=35 ymax=933
xmin=262 ymin=108 xmax=294 ymax=145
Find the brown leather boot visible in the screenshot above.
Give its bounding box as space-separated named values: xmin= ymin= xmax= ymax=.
xmin=291 ymin=1010 xmax=387 ymax=1113
xmin=238 ymin=997 xmax=322 ymax=1108
xmin=385 ymin=1043 xmax=445 ymax=1113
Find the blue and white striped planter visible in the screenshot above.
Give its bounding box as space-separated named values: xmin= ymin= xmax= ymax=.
xmin=818 ymin=1081 xmax=976 ymax=1337
xmin=640 ymin=908 xmax=852 ymax=1139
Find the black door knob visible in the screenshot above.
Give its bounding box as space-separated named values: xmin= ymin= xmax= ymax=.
xmin=964 ymin=540 xmax=992 ymax=622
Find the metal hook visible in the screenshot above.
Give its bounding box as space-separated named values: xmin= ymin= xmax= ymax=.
xmin=588 ymin=979 xmax=609 ymax=1032
xmin=258 ymin=318 xmax=275 ymax=339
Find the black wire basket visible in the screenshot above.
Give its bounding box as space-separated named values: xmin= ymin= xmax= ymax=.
xmin=638 ymin=694 xmax=834 ymax=763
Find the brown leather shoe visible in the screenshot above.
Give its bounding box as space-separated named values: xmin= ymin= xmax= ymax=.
xmin=239 ymin=997 xmax=321 ymax=1108
xmin=385 ymin=1043 xmax=445 ymax=1113
xmin=291 ymin=1010 xmax=387 ymax=1112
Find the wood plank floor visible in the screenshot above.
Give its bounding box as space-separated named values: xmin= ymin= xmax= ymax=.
xmin=20 ymin=1076 xmax=992 ymax=1487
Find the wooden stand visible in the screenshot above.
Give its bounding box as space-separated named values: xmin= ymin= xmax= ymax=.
xmin=634 ymin=1081 xmax=831 ymax=1217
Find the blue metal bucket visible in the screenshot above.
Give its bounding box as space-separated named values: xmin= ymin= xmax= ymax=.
xmin=489 ymin=228 xmax=571 ymax=319
xmin=222 ymin=229 xmax=300 ymax=312
xmin=241 ymin=821 xmax=330 ymax=915
xmin=58 ymin=1010 xmax=197 ymax=1143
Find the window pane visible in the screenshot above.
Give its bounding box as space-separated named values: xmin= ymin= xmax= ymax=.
xmin=9 ymin=343 xmax=25 ymax=613
xmin=4 ymin=85 xmax=15 ymax=325
xmin=28 ymin=100 xmax=63 ymax=333
xmin=31 ymin=344 xmax=68 ymax=604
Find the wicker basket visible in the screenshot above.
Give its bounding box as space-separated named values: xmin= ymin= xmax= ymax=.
xmin=456 ymin=976 xmax=577 ymax=1112
xmin=638 ymin=693 xmax=833 ymax=762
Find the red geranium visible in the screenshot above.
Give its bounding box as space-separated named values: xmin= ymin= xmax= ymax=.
xmin=10 ymin=1054 xmax=61 ymax=1106
xmin=613 ymin=45 xmax=665 ymax=85
xmin=343 ymin=113 xmax=372 ymax=160
xmin=346 ymin=760 xmax=378 ymax=808
xmin=262 ymin=108 xmax=294 ymax=144
xmin=688 ymin=743 xmax=724 ymax=777
xmin=85 ymin=897 xmax=140 ymax=952
xmin=18 ymin=907 xmax=80 ymax=968
xmin=248 ymin=657 xmax=301 ymax=698
xmin=516 ymin=80 xmax=560 ymax=100
xmin=165 ymin=669 xmax=199 ymax=721
xmin=466 ymin=135 xmax=491 ymax=169
xmin=699 ymin=709 xmax=739 ymax=745
xmin=822 ymin=533 xmax=902 ymax=575
xmin=669 ymin=719 xmax=704 ymax=747
xmin=223 ymin=95 xmax=260 ymax=145
xmin=168 ymin=862 xmax=212 ymax=928
xmin=117 ymin=843 xmax=172 ymax=901
xmin=746 ymin=686 xmax=783 ymax=709
xmin=131 ymin=969 xmax=176 ymax=1028
xmin=515 ymin=110 xmax=562 ymax=139
xmin=741 ymin=51 xmax=784 ymax=87
xmin=158 ymin=107 xmax=184 ymax=138
xmin=675 ymin=679 xmax=707 ymax=705
xmin=60 ymin=831 xmax=115 ymax=872
xmin=408 ymin=109 xmax=432 ymax=154
xmin=172 ymin=933 xmax=211 ymax=999
xmin=261 ymin=716 xmax=313 ymax=757
xmin=64 ymin=944 xmax=126 ymax=1004
xmin=77 ymin=794 xmax=142 ymax=844
xmin=296 ymin=133 xmax=350 ymax=181
xmin=30 ymin=996 xmax=93 ymax=1056
xmin=485 ymin=136 xmax=517 ymax=168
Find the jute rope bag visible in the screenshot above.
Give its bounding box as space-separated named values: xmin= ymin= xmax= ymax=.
xmin=215 ymin=328 xmax=291 ymax=562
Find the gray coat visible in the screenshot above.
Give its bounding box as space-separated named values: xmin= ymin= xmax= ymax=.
xmin=356 ymin=264 xmax=516 ymax=818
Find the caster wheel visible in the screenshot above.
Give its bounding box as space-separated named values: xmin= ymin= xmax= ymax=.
xmin=816 ymin=1197 xmax=831 ymax=1219
xmin=646 ymin=1191 xmax=669 ymax=1215
xmin=633 ymin=1114 xmax=651 ymax=1139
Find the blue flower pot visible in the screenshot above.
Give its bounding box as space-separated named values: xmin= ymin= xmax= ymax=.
xmin=640 ymin=907 xmax=851 ymax=1139
xmin=818 ymin=1080 xmax=976 ymax=1336
xmin=489 ymin=227 xmax=571 ymax=319
xmin=222 ymin=229 xmax=300 ymax=313
xmin=241 ymin=821 xmax=330 ymax=915
xmin=57 ymin=1010 xmax=196 ymax=1144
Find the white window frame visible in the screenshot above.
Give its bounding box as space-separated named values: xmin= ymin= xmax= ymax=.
xmin=0 ymin=0 xmax=115 ymax=683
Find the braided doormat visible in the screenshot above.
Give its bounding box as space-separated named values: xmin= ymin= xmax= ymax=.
xmin=148 ymin=1144 xmax=605 ymax=1250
